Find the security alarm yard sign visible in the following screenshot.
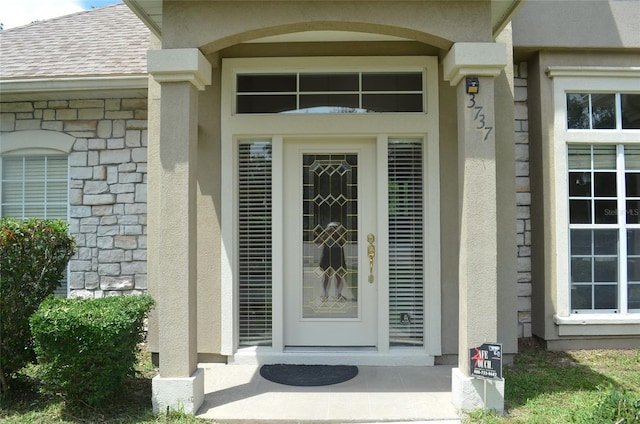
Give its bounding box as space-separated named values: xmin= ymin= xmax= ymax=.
xmin=470 ymin=343 xmax=502 ymax=380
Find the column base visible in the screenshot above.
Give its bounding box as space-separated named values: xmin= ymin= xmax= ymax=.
xmin=451 ymin=368 xmax=504 ymax=413
xmin=152 ymin=368 xmax=204 ymax=415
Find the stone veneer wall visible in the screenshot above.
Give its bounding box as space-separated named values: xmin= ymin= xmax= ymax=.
xmin=0 ymin=98 xmax=148 ymax=298
xmin=514 ymin=63 xmax=532 ymax=338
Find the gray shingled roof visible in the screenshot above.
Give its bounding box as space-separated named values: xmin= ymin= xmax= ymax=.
xmin=0 ymin=3 xmax=150 ymax=79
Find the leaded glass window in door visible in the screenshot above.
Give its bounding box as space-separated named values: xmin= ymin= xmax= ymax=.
xmin=302 ymin=154 xmax=358 ymax=319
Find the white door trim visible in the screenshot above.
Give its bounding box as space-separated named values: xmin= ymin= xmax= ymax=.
xmin=220 ymin=56 xmax=441 ymax=362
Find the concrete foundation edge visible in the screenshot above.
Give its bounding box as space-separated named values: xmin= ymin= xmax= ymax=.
xmin=451 ymin=367 xmax=505 ymax=412
xmin=152 ymin=368 xmax=204 ymax=415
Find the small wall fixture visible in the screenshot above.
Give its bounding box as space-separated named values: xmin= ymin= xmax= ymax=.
xmin=466 ymin=76 xmax=479 ymax=94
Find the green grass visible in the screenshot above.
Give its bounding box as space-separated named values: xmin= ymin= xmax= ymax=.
xmin=0 ymin=347 xmax=207 ymax=424
xmin=2 ymin=340 xmax=638 ymax=423
xmin=467 ymin=339 xmax=640 ymax=423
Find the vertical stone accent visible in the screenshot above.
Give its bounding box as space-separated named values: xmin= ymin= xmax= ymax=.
xmin=514 ymin=62 xmax=532 ymax=338
xmin=1 ymin=98 xmax=148 ymax=298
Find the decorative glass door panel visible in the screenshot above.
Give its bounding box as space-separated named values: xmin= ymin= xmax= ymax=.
xmin=284 ymin=139 xmax=377 ymax=346
xmin=303 ymin=154 xmax=358 ymax=319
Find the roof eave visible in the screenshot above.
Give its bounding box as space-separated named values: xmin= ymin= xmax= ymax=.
xmin=492 ymin=0 xmax=526 ymax=38
xmin=0 ymin=75 xmax=149 ymax=101
xmin=124 ymin=0 xmax=162 ymax=38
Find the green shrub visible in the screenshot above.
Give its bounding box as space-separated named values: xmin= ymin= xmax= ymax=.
xmin=573 ymin=386 xmax=640 ymax=424
xmin=0 ymin=218 xmax=75 ymax=391
xmin=30 ymin=294 xmax=155 ymax=405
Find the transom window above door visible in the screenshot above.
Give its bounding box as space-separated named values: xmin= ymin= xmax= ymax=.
xmin=236 ymin=72 xmax=424 ymax=114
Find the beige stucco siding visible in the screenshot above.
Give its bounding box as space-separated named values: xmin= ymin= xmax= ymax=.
xmin=162 ymin=1 xmax=493 ymax=52
xmin=513 ymin=0 xmax=640 ymax=50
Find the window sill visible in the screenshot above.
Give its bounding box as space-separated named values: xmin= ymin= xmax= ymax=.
xmin=554 ymin=314 xmax=640 ymax=336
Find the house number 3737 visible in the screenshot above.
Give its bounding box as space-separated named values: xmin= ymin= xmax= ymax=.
xmin=467 ymin=94 xmax=494 ymax=142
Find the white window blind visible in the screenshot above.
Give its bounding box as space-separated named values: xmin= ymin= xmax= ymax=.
xmin=388 ymin=139 xmax=424 ymax=346
xmin=238 ymin=141 xmax=273 ymax=346
xmin=1 ymin=155 xmax=69 ymax=296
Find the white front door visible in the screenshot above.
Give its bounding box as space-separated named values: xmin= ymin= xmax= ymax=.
xmin=284 ymin=138 xmax=377 ymax=346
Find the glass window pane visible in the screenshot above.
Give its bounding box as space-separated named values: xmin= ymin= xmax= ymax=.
xmin=47 ymin=205 xmax=67 ymax=219
xmin=23 ymin=204 xmax=45 ymax=218
xmin=626 ymin=200 xmax=640 ymax=224
xmin=594 ymin=200 xmax=617 ymax=224
xmin=593 ymin=172 xmax=616 ymax=196
xmin=569 ymin=172 xmax=591 ymax=196
xmin=627 ymin=258 xmax=640 ymax=282
xmin=362 ymin=94 xmax=423 ymax=112
xmin=594 ymin=229 xmax=617 ymax=255
xmin=571 ymin=229 xmax=592 ymax=255
xmin=568 ymin=145 xmax=591 ymax=169
xmin=592 ymin=93 xmax=616 ymax=129
xmin=304 ymin=154 xmax=358 ymax=319
xmin=299 ymin=94 xmax=359 ymax=112
xmin=47 ymin=181 xmax=68 ymax=202
xmin=594 ymin=257 xmax=617 ymax=282
xmin=621 ymin=94 xmax=640 ymax=129
xmin=627 ymin=229 xmax=640 ymax=255
xmin=628 ymin=284 xmax=640 ymax=310
xmin=593 ymin=145 xmax=616 ymax=169
xmin=571 ymin=285 xmax=592 ymax=310
xmin=300 ymin=73 xmax=358 ymax=92
xmin=24 ymin=181 xmax=45 ymax=202
xmin=2 ymin=204 xmax=22 ymax=218
xmin=594 ymin=285 xmax=617 ymax=309
xmin=237 ymin=74 xmax=296 ymax=93
xmin=571 ymin=257 xmax=592 ymax=282
xmin=567 ymin=93 xmax=589 ymax=129
xmin=237 ymin=95 xmax=296 ymax=114
xmin=2 ymin=181 xmax=22 ymax=202
xmin=2 ymin=157 xmax=24 ymax=179
xmin=24 ymin=157 xmax=45 ymax=179
xmin=47 ymin=157 xmax=68 ymax=178
xmin=624 ymin=145 xmax=640 ymax=170
xmin=362 ymin=72 xmax=422 ymax=92
xmin=625 ymin=173 xmax=640 ymax=196
xmin=570 ymin=199 xmax=591 ymax=224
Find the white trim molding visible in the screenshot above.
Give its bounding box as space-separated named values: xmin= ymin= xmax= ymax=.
xmin=0 ymin=76 xmax=148 ymax=96
xmin=147 ymin=48 xmax=212 ymax=91
xmin=546 ymin=66 xmax=640 ymax=79
xmin=554 ymin=314 xmax=640 ymax=337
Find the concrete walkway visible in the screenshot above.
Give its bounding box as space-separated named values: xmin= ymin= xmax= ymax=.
xmin=197 ymin=364 xmax=462 ymax=423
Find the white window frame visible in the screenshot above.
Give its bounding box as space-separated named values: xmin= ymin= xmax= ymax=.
xmin=220 ymin=57 xmax=441 ymax=360
xmin=549 ymin=67 xmax=640 ymax=335
xmin=0 ymin=130 xmax=75 ymax=296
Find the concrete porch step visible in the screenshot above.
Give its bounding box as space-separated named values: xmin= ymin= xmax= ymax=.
xmin=196 ymin=364 xmax=461 ymax=423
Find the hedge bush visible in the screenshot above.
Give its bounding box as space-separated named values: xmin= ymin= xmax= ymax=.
xmin=0 ymin=218 xmax=75 ymax=391
xmin=30 ymin=294 xmax=154 ymax=405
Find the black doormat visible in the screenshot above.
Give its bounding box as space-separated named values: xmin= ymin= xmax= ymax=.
xmin=259 ymin=364 xmax=358 ymax=386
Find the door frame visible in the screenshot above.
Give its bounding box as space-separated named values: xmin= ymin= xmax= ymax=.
xmin=220 ymin=56 xmax=442 ymax=363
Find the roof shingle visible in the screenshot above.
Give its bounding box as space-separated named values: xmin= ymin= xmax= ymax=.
xmin=0 ymin=3 xmax=150 ymax=79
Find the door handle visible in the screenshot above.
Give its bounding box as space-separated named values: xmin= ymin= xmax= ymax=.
xmin=367 ymin=233 xmax=375 ymax=283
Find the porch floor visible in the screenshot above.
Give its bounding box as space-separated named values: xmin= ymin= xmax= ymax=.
xmin=196 ymin=363 xmax=461 ymax=423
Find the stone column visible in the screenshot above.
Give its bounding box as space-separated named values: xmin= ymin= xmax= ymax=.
xmin=443 ymin=42 xmax=507 ymax=412
xmin=147 ymin=48 xmax=212 ymax=415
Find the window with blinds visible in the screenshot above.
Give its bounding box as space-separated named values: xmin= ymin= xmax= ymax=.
xmin=238 ymin=141 xmax=273 ymax=346
xmin=388 ymin=139 xmax=424 ymax=346
xmin=1 ymin=155 xmax=69 ymax=296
